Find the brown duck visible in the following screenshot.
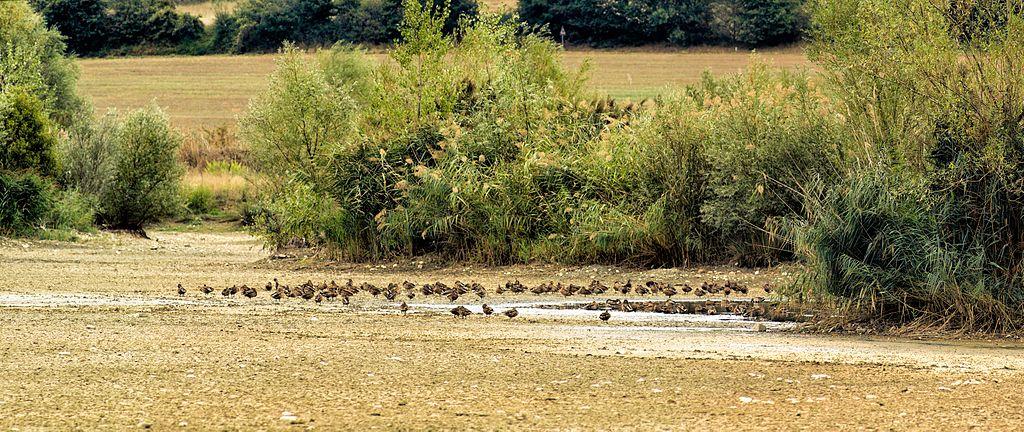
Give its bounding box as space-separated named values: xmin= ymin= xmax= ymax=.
xmin=482 ymin=304 xmax=494 ymax=315
xmin=503 ymin=308 xmax=519 ymax=319
xmin=177 ymin=283 xmax=186 ymax=297
xmin=451 ymin=305 xmax=472 ymax=319
xmin=241 ymin=285 xmax=257 ymax=299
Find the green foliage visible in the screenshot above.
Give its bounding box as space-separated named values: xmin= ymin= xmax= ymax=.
xmin=228 ymin=0 xmax=477 ymax=53
xmin=0 ymin=170 xmax=53 ymax=234
xmin=107 ymin=0 xmax=204 ymax=47
xmin=30 ymin=0 xmax=204 ymax=56
xmin=712 ymin=0 xmax=807 ymax=46
xmin=48 ymin=188 xmax=98 ymax=231
xmin=239 ymin=44 xmax=358 ymax=185
xmin=248 ymin=176 xmax=349 ymax=249
xmin=243 ymin=9 xmax=830 ymax=264
xmin=98 ymin=106 xmax=185 ymax=229
xmin=0 ymin=0 xmax=86 ymax=127
xmin=518 ymin=0 xmax=805 ymax=47
xmin=183 ymin=184 xmax=215 ymax=214
xmin=29 ymin=0 xmax=109 ymax=55
xmin=692 ymin=65 xmax=839 ymax=263
xmin=58 ymin=113 xmax=119 ymax=198
xmin=793 ymin=0 xmax=1024 ymax=331
xmin=0 ymin=89 xmax=59 ymax=176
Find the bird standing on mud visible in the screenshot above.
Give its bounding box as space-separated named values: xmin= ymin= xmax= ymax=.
xmin=241 ymin=285 xmax=257 ymax=299
xmin=177 ymin=284 xmax=186 ymax=297
xmin=504 ymin=308 xmax=519 ymax=319
xmin=400 ymin=301 xmax=409 ymax=314
xmin=482 ymin=304 xmax=494 ymax=315
xmin=451 ymin=305 xmax=471 ymax=318
xmin=599 ymin=310 xmax=611 ymax=321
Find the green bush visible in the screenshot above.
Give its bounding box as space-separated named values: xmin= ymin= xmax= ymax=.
xmin=518 ymin=0 xmax=712 ymax=46
xmin=58 ymin=113 xmax=119 ymax=198
xmin=0 ymin=89 xmax=59 ymax=176
xmin=242 ymin=8 xmax=830 ymax=265
xmin=0 ymin=170 xmax=53 ymax=234
xmin=99 ymin=107 xmax=184 ymax=229
xmin=1 ymin=0 xmax=86 ymax=127
xmin=183 ymin=184 xmax=215 ymax=215
xmin=249 ymin=176 xmax=349 ymax=249
xmin=692 ymin=65 xmax=839 ymax=263
xmin=48 ymin=188 xmax=98 ymax=231
xmin=791 ymin=0 xmax=1024 ymax=331
xmin=239 ymin=44 xmax=358 ymax=184
xmin=107 ymin=0 xmax=204 ymax=47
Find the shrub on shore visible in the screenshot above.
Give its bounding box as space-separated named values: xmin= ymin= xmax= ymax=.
xmin=789 ymin=0 xmax=1024 ymax=332
xmin=241 ymin=5 xmax=835 ymax=265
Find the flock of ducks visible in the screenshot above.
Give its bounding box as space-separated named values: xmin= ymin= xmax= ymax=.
xmin=175 ymin=278 xmax=773 ymax=321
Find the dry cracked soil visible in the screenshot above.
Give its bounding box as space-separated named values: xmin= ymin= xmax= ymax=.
xmin=2 ymin=225 xmax=1024 ymax=430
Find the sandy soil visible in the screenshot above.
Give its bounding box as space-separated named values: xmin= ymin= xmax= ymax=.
xmin=2 ymin=227 xmax=1024 ymax=430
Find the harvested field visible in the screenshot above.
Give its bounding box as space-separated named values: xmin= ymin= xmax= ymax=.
xmin=77 ymin=48 xmax=810 ymax=130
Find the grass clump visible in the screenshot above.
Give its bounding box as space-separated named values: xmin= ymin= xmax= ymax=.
xmin=787 ymin=0 xmax=1024 ymax=333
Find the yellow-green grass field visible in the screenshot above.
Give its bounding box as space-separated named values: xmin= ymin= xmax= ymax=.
xmin=78 ymin=48 xmax=810 ymax=131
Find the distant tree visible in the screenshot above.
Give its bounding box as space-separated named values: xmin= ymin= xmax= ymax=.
xmin=712 ymin=0 xmax=806 ymax=46
xmin=520 ymin=0 xmax=804 ymax=47
xmin=229 ymin=0 xmax=477 ymax=53
xmin=29 ymin=0 xmax=110 ymax=55
xmin=107 ymin=0 xmax=203 ymax=47
xmin=28 ymin=0 xmax=203 ymax=55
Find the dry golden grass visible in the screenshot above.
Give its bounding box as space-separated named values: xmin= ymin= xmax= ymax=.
xmin=77 ymin=47 xmax=811 ymax=130
xmin=183 ymin=170 xmax=249 ymax=195
xmin=182 ymin=169 xmax=251 ymax=214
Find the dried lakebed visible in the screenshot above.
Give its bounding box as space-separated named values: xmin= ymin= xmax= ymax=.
xmin=2 ymin=228 xmax=1024 ymax=430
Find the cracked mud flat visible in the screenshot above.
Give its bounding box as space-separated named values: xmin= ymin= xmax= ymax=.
xmin=2 ymin=228 xmax=1024 ymax=430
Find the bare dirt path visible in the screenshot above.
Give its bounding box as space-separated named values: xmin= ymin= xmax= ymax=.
xmin=2 ymin=228 xmax=1023 ymax=430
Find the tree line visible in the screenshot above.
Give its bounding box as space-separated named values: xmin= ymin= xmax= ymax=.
xmin=29 ymin=0 xmax=807 ymax=57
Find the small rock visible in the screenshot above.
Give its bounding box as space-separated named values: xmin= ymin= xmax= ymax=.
xmin=85 ymin=325 xmax=95 ymax=330
xmin=739 ymin=396 xmax=754 ymax=404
